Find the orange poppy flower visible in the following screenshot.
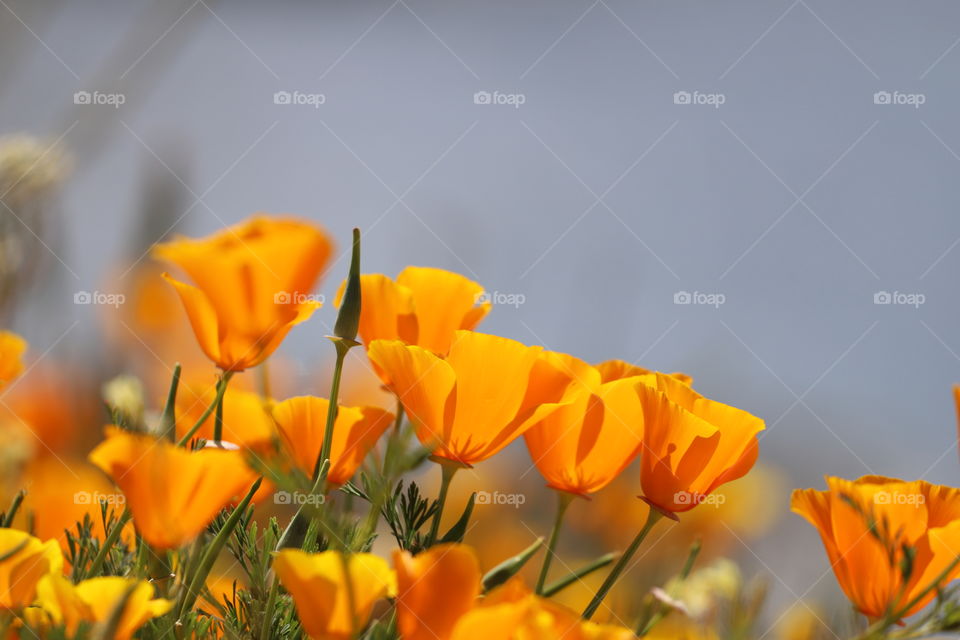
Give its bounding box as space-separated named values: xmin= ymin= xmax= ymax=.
xmin=367 ymin=331 xmax=572 ymax=465
xmin=34 ymin=574 xmax=172 ymax=639
xmin=954 ymin=385 xmax=960 ymax=462
xmin=154 ymin=215 xmax=333 ymax=371
xmin=0 ymin=331 xmax=26 ymax=388
xmin=272 ymin=549 xmax=395 ymax=640
xmin=394 ymin=544 xmax=481 ymax=640
xmin=271 ymin=396 xmax=393 ymax=486
xmin=88 ymin=428 xmax=258 ymax=549
xmin=336 ymin=267 xmax=490 ymax=355
xmin=176 ymin=382 xmax=275 ymax=449
xmin=0 ymin=528 xmax=63 ymax=609
xmin=635 ymin=372 xmax=764 ymax=514
xmin=595 ymin=359 xmax=692 ymax=387
xmin=792 ymin=476 xmax=960 ymax=620
xmin=523 ymin=352 xmax=645 ymax=496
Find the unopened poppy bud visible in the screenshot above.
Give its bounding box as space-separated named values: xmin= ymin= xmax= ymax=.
xmin=333 ymin=228 xmax=361 ymax=343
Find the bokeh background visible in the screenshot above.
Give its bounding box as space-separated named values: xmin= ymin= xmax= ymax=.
xmin=2 ymin=0 xmax=959 ymax=632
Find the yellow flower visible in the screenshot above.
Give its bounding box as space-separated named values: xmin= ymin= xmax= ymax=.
xmin=35 ymin=574 xmax=171 ymax=639
xmin=0 ymin=331 xmax=26 ymax=388
xmin=337 ymin=267 xmax=490 ymax=355
xmin=88 ymin=428 xmax=258 ymax=549
xmin=271 ymin=396 xmax=393 ymax=486
xmin=394 ymin=544 xmax=481 ymax=640
xmin=635 ymin=373 xmax=764 ymax=514
xmin=272 ymin=549 xmax=395 ymax=640
xmin=367 ymin=331 xmax=571 ymax=465
xmin=155 ymin=215 xmax=332 ymax=371
xmin=792 ymin=476 xmax=960 ymax=620
xmin=0 ymin=528 xmax=63 ymax=609
xmin=524 ymin=352 xmax=645 ymax=496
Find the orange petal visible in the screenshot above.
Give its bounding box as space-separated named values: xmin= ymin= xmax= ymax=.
xmin=394 ymin=544 xmax=481 ymax=640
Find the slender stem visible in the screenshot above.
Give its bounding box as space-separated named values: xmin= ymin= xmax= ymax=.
xmin=177 ymin=371 xmax=233 ymax=447
xmin=85 ymin=509 xmax=132 ymax=579
xmin=536 ymin=491 xmax=574 ymax=595
xmin=259 ymin=577 xmax=279 ymax=640
xmin=313 ymin=341 xmax=350 ymax=481
xmin=542 ymin=553 xmax=617 ymax=598
xmin=176 ymin=478 xmax=262 ymax=620
xmin=583 ymin=508 xmax=664 ymax=620
xmin=427 ymin=464 xmax=458 ymax=545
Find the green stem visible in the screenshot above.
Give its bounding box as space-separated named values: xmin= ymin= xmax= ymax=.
xmin=177 ymin=371 xmax=233 ymax=447
xmin=259 ymin=577 xmax=279 ymax=640
xmin=85 ymin=509 xmax=132 ymax=579
xmin=427 ymin=464 xmax=458 ymax=546
xmin=542 ymin=553 xmax=617 ymax=598
xmin=313 ymin=340 xmax=351 ymax=481
xmin=583 ymin=508 xmax=664 ymax=620
xmin=536 ymin=491 xmax=574 ymax=595
xmin=176 ymin=478 xmax=262 ymax=620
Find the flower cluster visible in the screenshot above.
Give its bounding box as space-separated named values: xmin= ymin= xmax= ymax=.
xmin=1 ymin=214 xmax=958 ymax=640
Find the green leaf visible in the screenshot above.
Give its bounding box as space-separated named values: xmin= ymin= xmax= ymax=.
xmin=440 ymin=492 xmax=475 ymax=544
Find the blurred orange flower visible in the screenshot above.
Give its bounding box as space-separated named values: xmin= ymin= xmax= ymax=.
xmin=367 ymin=331 xmax=571 ymax=465
xmin=337 ymin=267 xmax=490 ymax=355
xmin=15 ymin=457 xmax=134 ymax=551
xmin=0 ymin=331 xmax=25 ymax=387
xmin=792 ymin=475 xmax=960 ymax=620
xmin=272 ymin=549 xmax=395 ymax=640
xmin=449 ymin=577 xmax=633 ymax=640
xmin=176 ymin=382 xmax=275 ymax=448
xmin=0 ymin=528 xmax=63 ymax=608
xmin=271 ymin=395 xmax=393 ymax=486
xmin=155 ymin=216 xmax=332 ymax=371
xmin=635 ymin=373 xmax=764 ymax=514
xmin=88 ymin=428 xmax=258 ymax=549
xmin=524 ymin=352 xmax=645 ymax=496
xmin=394 ymin=544 xmax=481 ymax=640
xmin=34 ymin=574 xmax=171 ymax=639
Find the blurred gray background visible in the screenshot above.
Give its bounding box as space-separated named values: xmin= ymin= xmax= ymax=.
xmin=2 ymin=0 xmax=960 ymax=622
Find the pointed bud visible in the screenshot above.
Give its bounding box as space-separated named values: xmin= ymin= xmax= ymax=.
xmin=333 ymin=228 xmax=361 ymax=342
